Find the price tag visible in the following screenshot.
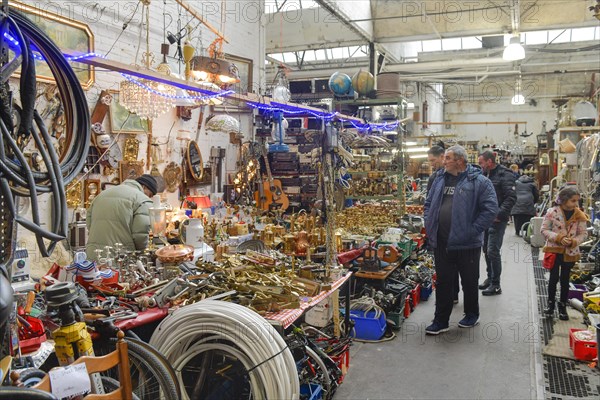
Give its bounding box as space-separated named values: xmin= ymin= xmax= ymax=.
xmin=49 ymin=363 xmax=91 ymax=399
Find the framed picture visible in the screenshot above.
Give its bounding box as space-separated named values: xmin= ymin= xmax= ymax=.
xmin=109 ymin=91 xmax=149 ymax=134
xmin=84 ymin=179 xmax=101 ymax=208
xmin=225 ymin=54 xmax=254 ymax=94
xmin=119 ymin=160 xmax=144 ymax=183
xmin=10 ymin=2 xmax=95 ymax=89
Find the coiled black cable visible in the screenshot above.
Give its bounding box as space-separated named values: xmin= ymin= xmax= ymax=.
xmin=0 ymin=8 xmax=90 ymax=257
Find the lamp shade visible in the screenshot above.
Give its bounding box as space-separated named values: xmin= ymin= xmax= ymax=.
xmin=503 ymin=36 xmax=525 ymax=61
xmin=206 ymin=114 xmax=240 ymax=134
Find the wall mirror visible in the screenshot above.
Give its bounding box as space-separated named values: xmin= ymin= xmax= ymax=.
xmin=187 ymin=140 xmax=204 ymax=181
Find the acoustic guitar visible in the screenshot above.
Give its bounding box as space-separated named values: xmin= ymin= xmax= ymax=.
xmin=254 ymin=147 xmax=289 ymax=211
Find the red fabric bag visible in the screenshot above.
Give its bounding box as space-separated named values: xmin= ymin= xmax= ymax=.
xmin=542 ymin=252 xmax=557 ymax=270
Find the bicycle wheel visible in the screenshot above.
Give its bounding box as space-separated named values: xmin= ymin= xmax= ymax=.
xmin=101 ymin=376 xmax=141 ymax=400
xmin=120 ymin=338 xmax=181 ymax=400
xmin=95 ymin=338 xmax=179 ymax=400
xmin=177 ymin=348 xmax=253 ymax=400
xmin=304 ymin=346 xmax=332 ymax=399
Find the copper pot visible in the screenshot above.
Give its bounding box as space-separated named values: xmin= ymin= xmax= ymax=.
xmin=295 ymin=230 xmax=310 ymax=256
xmin=155 ymin=244 xmax=194 ymax=263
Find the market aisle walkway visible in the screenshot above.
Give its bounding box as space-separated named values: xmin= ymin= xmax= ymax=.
xmin=335 ymin=232 xmax=543 ymax=399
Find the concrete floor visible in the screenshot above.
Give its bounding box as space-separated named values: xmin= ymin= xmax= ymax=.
xmin=335 ymin=231 xmax=544 ymax=400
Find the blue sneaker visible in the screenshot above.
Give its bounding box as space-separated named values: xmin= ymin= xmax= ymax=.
xmin=458 ymin=314 xmax=480 ymax=328
xmin=425 ymin=321 xmax=449 ymax=335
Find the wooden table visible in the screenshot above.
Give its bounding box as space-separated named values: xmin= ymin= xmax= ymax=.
xmin=354 ymin=262 xmax=401 ymax=280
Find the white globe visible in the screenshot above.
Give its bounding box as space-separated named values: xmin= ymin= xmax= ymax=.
xmin=272 ymin=85 xmax=291 ymax=103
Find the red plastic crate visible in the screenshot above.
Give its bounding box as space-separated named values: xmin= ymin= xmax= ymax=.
xmin=20 ymin=333 xmax=47 ymax=354
xmin=569 ymin=329 xmax=597 ymax=361
xmin=330 ymin=348 xmax=350 ymax=383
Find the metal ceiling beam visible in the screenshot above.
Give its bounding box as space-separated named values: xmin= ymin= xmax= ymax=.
xmin=314 ymin=0 xmax=373 ymax=43
xmin=371 ymin=0 xmax=595 ymax=43
xmin=312 ymin=0 xmax=400 ymax=64
xmin=173 ymin=0 xmax=228 ymax=43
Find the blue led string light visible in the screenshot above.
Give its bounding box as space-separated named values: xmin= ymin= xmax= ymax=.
xmin=247 ymin=102 xmax=402 ymax=132
xmin=28 ymin=50 xmax=104 ymax=62
xmin=0 ymin=39 xmax=404 ymax=133
xmin=120 ymin=73 xmax=234 ymax=101
xmin=3 ymin=32 xmax=19 ymax=47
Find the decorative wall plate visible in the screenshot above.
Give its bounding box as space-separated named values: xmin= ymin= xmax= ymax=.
xmin=163 ymin=162 xmax=182 ymax=193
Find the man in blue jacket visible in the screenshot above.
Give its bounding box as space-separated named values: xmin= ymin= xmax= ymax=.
xmin=424 ymin=145 xmax=498 ymax=334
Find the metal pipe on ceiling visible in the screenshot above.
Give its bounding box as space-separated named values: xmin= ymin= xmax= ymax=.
xmin=416 ymin=121 xmax=527 ymax=125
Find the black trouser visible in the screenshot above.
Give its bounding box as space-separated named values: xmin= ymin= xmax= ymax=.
xmin=513 ymin=214 xmax=534 ymax=235
xmin=434 ymin=244 xmax=481 ymax=324
xmin=454 ymin=272 xmax=460 ymax=300
xmin=547 ymin=253 xmax=575 ymax=303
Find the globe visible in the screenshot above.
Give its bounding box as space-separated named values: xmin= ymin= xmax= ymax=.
xmin=328 ymin=72 xmax=352 ymax=96
xmin=351 ymin=70 xmax=375 ymax=97
xmin=272 ymin=85 xmax=291 ymax=103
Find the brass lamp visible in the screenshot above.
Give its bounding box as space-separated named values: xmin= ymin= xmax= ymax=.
xmin=189 ymin=38 xmax=240 ymax=87
xmin=189 ymin=56 xmax=240 ymax=86
xmin=183 ymin=41 xmax=196 ymax=80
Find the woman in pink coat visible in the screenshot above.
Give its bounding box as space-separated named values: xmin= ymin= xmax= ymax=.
xmin=541 ymin=186 xmax=588 ymax=320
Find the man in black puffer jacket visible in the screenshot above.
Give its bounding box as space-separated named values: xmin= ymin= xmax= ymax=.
xmin=478 ymin=151 xmax=517 ymax=295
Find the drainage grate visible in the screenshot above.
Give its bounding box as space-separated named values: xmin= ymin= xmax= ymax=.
xmin=530 ymin=247 xmax=600 ymax=398
xmin=545 ymin=356 xmax=599 ymax=398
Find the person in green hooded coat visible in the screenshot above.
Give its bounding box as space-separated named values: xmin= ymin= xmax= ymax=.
xmin=86 ymin=175 xmax=157 ymax=260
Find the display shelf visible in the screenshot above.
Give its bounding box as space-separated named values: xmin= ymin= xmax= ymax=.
xmin=334 ymin=96 xmax=407 ymax=213
xmin=272 ymin=173 xmax=315 ymax=178
xmin=557 ymin=126 xmax=600 ymax=134
xmin=347 ymin=170 xmax=398 ymax=177
xmin=333 ymin=97 xmax=407 ymax=107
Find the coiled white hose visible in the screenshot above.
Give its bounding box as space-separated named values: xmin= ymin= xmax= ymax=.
xmin=149 ymin=300 xmax=299 ymax=400
xmin=350 ymin=296 xmax=384 ymax=319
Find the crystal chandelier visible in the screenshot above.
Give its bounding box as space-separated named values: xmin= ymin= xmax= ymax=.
xmin=119 ymin=0 xmax=175 ymax=120
xmin=119 ymin=77 xmax=176 ymax=120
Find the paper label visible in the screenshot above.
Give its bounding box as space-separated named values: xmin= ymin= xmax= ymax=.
xmin=49 ymin=363 xmax=91 ymax=399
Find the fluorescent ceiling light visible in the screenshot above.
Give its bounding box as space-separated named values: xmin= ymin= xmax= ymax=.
xmin=404 ymin=141 xmax=418 ymax=146
xmin=405 ymin=147 xmax=430 ymax=153
xmin=503 ymin=36 xmax=525 ymax=61
xmin=511 ymin=94 xmax=526 ymax=105
xmin=409 ymin=154 xmax=429 ymax=159
xmin=511 ymin=76 xmax=525 ymax=105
